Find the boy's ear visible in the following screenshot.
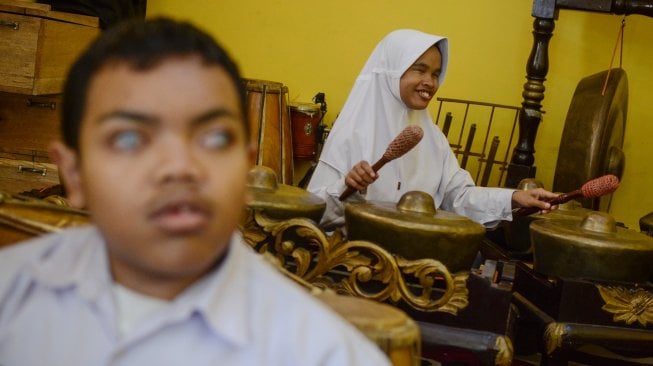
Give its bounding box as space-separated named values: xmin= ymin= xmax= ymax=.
xmin=49 ymin=141 xmax=86 ymax=209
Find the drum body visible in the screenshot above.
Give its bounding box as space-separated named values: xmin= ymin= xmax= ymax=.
xmin=243 ymin=79 xmax=293 ymax=184
xmin=290 ymin=102 xmax=322 ymax=160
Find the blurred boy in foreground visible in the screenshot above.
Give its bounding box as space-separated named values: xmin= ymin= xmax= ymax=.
xmin=0 ymin=18 xmax=389 ymax=366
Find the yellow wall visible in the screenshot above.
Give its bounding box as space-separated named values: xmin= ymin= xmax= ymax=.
xmin=147 ymin=1 xmax=653 ymax=230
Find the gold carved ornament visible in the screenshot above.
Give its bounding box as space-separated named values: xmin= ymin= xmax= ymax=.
xmin=0 ymin=192 xmax=89 ymax=235
xmin=543 ymin=322 xmax=567 ymax=355
xmin=493 ymin=336 xmax=513 ymax=366
xmin=240 ymin=208 xmax=469 ymax=315
xmin=597 ymin=285 xmax=653 ymax=327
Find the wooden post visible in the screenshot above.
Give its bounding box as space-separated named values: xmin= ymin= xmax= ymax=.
xmin=505 ymin=3 xmax=556 ymax=188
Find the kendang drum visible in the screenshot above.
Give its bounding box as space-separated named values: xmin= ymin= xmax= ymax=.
xmin=290 ymin=102 xmax=322 ymax=160
xmin=315 ymin=292 xmax=421 ymax=366
xmin=243 ymin=79 xmax=293 ymax=185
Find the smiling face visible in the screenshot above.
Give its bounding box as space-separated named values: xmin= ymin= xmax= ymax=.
xmin=399 ymin=45 xmax=442 ymax=110
xmin=51 ymin=55 xmax=255 ymax=299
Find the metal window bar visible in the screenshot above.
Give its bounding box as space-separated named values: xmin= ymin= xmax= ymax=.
xmin=433 ymin=97 xmax=520 ymax=188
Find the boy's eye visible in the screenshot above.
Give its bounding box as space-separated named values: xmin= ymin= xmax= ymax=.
xmin=110 ymin=130 xmax=144 ymax=152
xmin=199 ymin=129 xmax=234 ymax=150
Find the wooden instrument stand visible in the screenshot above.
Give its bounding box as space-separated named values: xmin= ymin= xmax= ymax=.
xmin=505 ymin=0 xmax=653 ymax=188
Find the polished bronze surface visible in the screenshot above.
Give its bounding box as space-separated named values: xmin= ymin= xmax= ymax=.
xmin=531 ymin=211 xmax=653 ymax=282
xmin=553 ymin=68 xmax=627 ymax=211
xmin=246 ymin=165 xmax=325 ymax=223
xmin=316 ymin=292 xmax=421 ymax=366
xmin=345 ymin=191 xmax=485 ymax=273
xmin=506 ymin=185 xmax=594 ymax=253
xmin=640 ymin=211 xmax=653 ymax=237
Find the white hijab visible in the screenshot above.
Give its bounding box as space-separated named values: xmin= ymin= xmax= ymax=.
xmin=319 ymin=29 xmax=449 ymax=202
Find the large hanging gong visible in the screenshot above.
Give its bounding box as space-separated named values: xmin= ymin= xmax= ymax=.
xmin=553 ymin=68 xmax=627 ymax=211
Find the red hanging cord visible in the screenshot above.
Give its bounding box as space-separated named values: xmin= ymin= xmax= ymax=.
xmin=602 ymin=16 xmax=626 ymax=96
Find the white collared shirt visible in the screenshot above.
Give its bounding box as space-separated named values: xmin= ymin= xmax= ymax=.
xmin=0 ymin=226 xmax=390 ymax=366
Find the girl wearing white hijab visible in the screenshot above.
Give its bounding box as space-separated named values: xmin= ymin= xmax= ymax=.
xmin=308 ymin=29 xmax=556 ymax=230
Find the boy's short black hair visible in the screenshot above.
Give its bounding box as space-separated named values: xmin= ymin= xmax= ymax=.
xmin=62 ymin=17 xmax=248 ymax=150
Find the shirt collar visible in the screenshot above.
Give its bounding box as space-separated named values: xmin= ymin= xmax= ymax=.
xmin=25 ymin=227 xmax=254 ymax=347
xmin=162 ymin=232 xmax=254 ymax=347
xmin=27 ymin=226 xmax=113 ymax=302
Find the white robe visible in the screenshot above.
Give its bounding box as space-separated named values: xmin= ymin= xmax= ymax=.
xmin=308 ymin=29 xmax=514 ymax=230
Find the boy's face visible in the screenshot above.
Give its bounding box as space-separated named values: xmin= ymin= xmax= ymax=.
xmin=51 ymin=56 xmax=255 ymax=298
xmin=399 ymin=45 xmax=442 ymax=110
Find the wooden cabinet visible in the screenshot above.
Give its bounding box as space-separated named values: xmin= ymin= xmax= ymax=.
xmin=0 ymin=0 xmax=99 ymax=95
xmin=0 ymin=1 xmax=98 ymax=194
xmin=0 ymin=92 xmax=61 ymax=194
xmin=0 ymin=92 xmax=60 ymax=151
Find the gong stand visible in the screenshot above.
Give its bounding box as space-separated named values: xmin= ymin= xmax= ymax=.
xmin=481 ymin=236 xmax=653 ymax=366
xmin=241 ymin=209 xmax=518 ymax=366
xmin=505 ymin=0 xmax=653 ymax=188
xmin=501 ymin=1 xmax=653 ymax=364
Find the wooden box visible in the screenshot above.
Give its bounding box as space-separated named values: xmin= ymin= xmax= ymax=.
xmin=0 ymin=92 xmax=61 ymax=194
xmin=0 ymin=0 xmax=99 ymax=95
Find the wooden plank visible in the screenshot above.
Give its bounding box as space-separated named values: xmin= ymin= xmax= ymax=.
xmin=0 ymin=0 xmax=50 ymax=16
xmin=0 ymin=0 xmax=98 ymax=27
xmin=47 ymin=10 xmax=98 ymax=27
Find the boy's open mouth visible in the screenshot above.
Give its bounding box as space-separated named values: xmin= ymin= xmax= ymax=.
xmin=150 ymin=199 xmax=211 ymax=235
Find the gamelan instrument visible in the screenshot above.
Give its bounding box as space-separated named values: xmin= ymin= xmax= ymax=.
xmin=289 ymin=101 xmax=323 ymax=160
xmin=242 ymin=78 xmax=293 ymax=185
xmin=339 ymin=125 xmax=424 ymax=201
xmin=640 ymin=211 xmax=653 ymax=237
xmin=345 ymin=190 xmax=485 ymax=273
xmin=502 ymin=178 xmax=594 ymax=254
xmin=553 ymin=69 xmax=627 ymax=212
xmin=530 ymin=210 xmax=653 ymax=282
xmin=315 ymin=292 xmax=421 ymax=366
xmin=246 ymin=165 xmax=325 ymax=223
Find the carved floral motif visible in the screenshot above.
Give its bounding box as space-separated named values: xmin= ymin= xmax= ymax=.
xmin=240 ymin=208 xmax=469 ymax=314
xmin=597 ymin=285 xmax=653 ymax=327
